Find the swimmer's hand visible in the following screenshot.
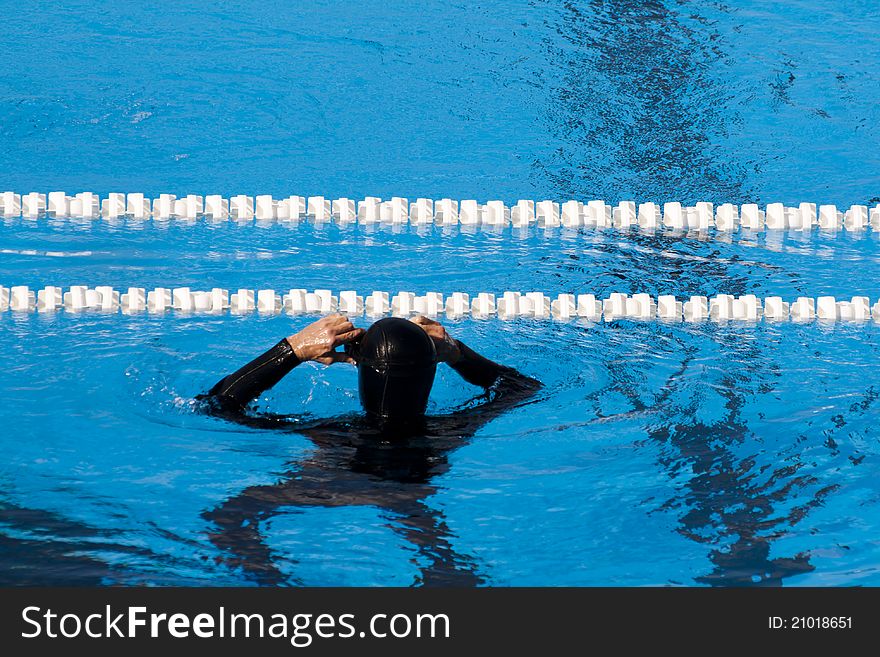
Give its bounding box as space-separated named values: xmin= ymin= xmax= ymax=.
xmin=410 ymin=316 xmax=462 ymax=364
xmin=286 ymin=314 xmax=365 ymax=365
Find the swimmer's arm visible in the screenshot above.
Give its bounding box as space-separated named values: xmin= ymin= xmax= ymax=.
xmin=203 ymin=338 xmax=302 ymax=410
xmin=448 ymin=340 xmax=504 ymax=387
xmin=201 ymin=315 xmax=364 ymax=411
xmin=450 ymin=340 xmax=542 ymax=394
xmin=410 ymin=316 xmax=540 ymax=428
xmin=410 ymin=315 xmax=541 ymax=394
xmin=442 ymin=340 xmax=541 ymax=429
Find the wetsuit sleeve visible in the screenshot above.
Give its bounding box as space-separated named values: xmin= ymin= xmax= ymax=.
xmin=450 ymin=340 xmax=541 ymax=395
xmin=203 ymin=339 xmax=301 ymax=411
xmin=442 ymin=340 xmax=541 ymax=431
xmin=449 ymin=340 xmax=509 ymax=387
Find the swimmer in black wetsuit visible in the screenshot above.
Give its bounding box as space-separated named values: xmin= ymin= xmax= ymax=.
xmin=200 ymin=314 xmax=541 ymax=585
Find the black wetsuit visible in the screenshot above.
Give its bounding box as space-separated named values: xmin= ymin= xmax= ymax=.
xmin=200 ymin=338 xmax=541 ymax=586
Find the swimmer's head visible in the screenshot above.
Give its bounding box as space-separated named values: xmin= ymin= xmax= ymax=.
xmin=353 ymin=317 xmax=437 ymax=420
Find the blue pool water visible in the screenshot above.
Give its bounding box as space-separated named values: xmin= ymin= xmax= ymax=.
xmin=1 ymin=0 xmax=880 ymax=586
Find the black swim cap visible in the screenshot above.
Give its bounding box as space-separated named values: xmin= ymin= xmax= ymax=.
xmin=356 ymin=317 xmax=437 ymax=420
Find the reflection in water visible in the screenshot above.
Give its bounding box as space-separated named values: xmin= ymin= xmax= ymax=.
xmin=202 ymin=379 xmax=540 ymax=586
xmin=585 ymin=324 xmax=855 ymax=586
xmin=0 ymin=500 xmax=147 ymax=585
xmin=544 ymin=1 xmax=832 ymax=585
xmin=542 ymin=0 xmax=748 ymax=203
xmin=655 ymin=414 xmax=830 ymax=587
xmin=556 ymin=230 xmax=757 ymax=298
xmin=650 ymin=381 xmax=826 ymax=586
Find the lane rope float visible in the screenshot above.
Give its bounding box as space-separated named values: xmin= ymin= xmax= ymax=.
xmin=1 ymin=285 xmax=878 ymax=323
xmin=1 ymin=191 xmax=878 ymax=233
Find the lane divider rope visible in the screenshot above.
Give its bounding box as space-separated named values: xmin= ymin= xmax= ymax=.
xmin=2 ymin=285 xmax=879 ymax=323
xmin=1 ymin=192 xmax=878 ymax=233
